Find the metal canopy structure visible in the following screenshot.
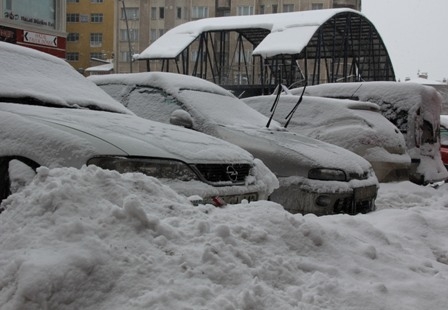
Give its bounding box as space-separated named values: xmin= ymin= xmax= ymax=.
xmin=137 ymin=9 xmax=395 ymax=97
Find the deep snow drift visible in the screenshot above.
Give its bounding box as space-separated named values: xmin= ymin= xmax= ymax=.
xmin=1 ymin=165 xmax=448 ymax=310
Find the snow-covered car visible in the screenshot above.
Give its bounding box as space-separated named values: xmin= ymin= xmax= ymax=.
xmin=293 ymin=82 xmax=448 ymax=185
xmin=242 ymin=94 xmax=411 ymax=183
xmin=0 ymin=42 xmax=277 ymax=207
xmin=90 ymin=72 xmax=379 ymax=216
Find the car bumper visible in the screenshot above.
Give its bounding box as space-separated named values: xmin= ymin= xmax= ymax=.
xmin=270 ymin=177 xmax=378 ymax=216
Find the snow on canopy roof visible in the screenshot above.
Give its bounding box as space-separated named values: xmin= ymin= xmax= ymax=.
xmin=137 ymin=8 xmax=363 ymax=59
xmin=85 ymin=62 xmax=114 ymax=72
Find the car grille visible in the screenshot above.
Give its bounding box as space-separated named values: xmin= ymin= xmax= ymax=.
xmin=194 ymin=164 xmax=252 ymax=185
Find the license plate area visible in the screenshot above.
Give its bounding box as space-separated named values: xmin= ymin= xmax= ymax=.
xmin=222 ymin=192 xmax=259 ymax=204
xmin=354 ymin=185 xmax=377 ymax=200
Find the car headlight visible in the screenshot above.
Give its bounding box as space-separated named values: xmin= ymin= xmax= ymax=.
xmin=308 ymin=168 xmax=347 ymax=181
xmin=87 ymin=156 xmax=199 ymax=181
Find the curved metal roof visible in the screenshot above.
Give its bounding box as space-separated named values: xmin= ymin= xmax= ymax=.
xmin=137 ymin=8 xmax=388 ymax=60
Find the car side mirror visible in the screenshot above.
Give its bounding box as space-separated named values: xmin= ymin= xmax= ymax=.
xmin=170 ymin=109 xmax=193 ymax=129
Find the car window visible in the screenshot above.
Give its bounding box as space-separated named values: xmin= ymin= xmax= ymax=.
xmin=127 ymin=87 xmax=181 ymax=124
xmin=178 ymin=90 xmax=279 ymax=129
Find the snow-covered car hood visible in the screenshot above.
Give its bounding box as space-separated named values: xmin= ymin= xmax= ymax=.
xmin=213 ymin=124 xmax=372 ymax=178
xmin=0 ymin=103 xmax=255 ymax=166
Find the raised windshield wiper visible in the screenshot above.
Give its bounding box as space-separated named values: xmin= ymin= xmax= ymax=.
xmin=284 ymin=82 xmax=307 ymax=128
xmin=266 ymin=83 xmax=283 ymax=128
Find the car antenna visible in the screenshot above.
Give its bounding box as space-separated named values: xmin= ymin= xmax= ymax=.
xmin=266 ymin=82 xmax=282 ymax=128
xmin=284 ymin=81 xmax=307 ymax=128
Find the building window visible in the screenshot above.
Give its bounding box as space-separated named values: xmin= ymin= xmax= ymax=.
xmin=259 ymin=5 xmax=265 ymax=14
xmin=191 ymin=6 xmax=208 ymax=19
xmin=67 ymin=32 xmax=79 ymax=42
xmin=283 ymin=4 xmax=294 ymax=12
xmin=67 ymin=0 xmax=79 ymax=3
xmin=237 ymin=6 xmax=254 ymax=16
xmin=91 ymin=0 xmax=103 ymax=3
xmin=191 ymin=50 xmax=206 ymax=61
xmin=66 ymin=52 xmax=79 ymax=61
xmin=90 ymin=13 xmax=103 ymax=23
xmin=90 ymin=33 xmax=103 ymax=47
xmin=120 ymin=29 xmax=139 ymax=42
xmin=159 ymin=7 xmax=165 ymax=19
xmin=176 ymin=7 xmax=182 ymax=19
xmin=66 ymin=13 xmax=79 ymax=23
xmin=90 ymin=52 xmax=105 ymax=60
xmin=120 ymin=51 xmax=132 ymax=62
xmin=159 ymin=29 xmax=164 ymax=37
xmin=311 ymin=3 xmax=324 ymax=10
xmin=80 ymin=14 xmax=89 ymax=22
xmin=151 ymin=7 xmax=157 ymax=19
xmin=150 ymin=29 xmax=157 ymax=42
xmin=121 ymin=8 xmax=139 ymax=20
xmin=272 ymin=5 xmax=278 ymax=13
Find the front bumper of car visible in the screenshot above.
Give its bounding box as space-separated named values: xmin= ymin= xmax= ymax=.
xmin=87 ymin=156 xmax=271 ymax=206
xmin=270 ymin=177 xmax=378 ymax=216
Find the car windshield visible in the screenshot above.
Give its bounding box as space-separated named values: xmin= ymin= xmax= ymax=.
xmin=0 ymin=42 xmax=130 ymax=115
xmin=178 ymin=89 xmax=282 ymax=130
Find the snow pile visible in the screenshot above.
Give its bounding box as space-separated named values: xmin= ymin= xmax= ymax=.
xmin=1 ymin=166 xmax=448 ymax=309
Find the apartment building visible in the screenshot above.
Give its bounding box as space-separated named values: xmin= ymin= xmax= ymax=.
xmin=66 ymin=0 xmax=115 ymax=74
xmin=0 ymin=0 xmax=66 ymax=58
xmin=66 ymin=0 xmax=360 ymax=74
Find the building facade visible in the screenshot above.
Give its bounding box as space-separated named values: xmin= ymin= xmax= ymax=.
xmin=0 ymin=0 xmax=66 ymax=58
xmin=66 ymin=0 xmax=115 ymax=74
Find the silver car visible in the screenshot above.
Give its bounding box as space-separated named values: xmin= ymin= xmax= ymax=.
xmin=91 ymin=72 xmax=379 ymax=215
xmin=293 ymin=82 xmax=448 ymax=184
xmin=0 ymin=42 xmax=275 ymax=207
xmin=243 ymin=94 xmax=411 ymax=183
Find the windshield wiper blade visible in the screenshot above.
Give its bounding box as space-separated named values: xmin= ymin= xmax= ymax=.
xmin=284 ymin=82 xmax=307 ymax=128
xmin=266 ymin=83 xmax=282 ymax=128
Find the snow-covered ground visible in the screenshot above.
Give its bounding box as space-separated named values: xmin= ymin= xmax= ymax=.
xmin=1 ymin=165 xmax=448 ymax=310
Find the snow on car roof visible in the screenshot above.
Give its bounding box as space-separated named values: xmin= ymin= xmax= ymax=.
xmin=90 ymin=71 xmax=234 ymax=98
xmin=441 ymin=115 xmax=448 ymax=128
xmin=0 ymin=42 xmax=131 ymax=114
xmin=137 ymin=8 xmax=360 ymax=59
xmin=296 ymin=81 xmax=442 ymax=112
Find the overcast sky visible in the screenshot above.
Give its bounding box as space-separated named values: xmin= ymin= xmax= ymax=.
xmin=361 ymin=0 xmax=448 ymax=82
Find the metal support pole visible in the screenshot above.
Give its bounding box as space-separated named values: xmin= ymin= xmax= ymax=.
xmin=120 ymin=0 xmax=133 ymax=73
